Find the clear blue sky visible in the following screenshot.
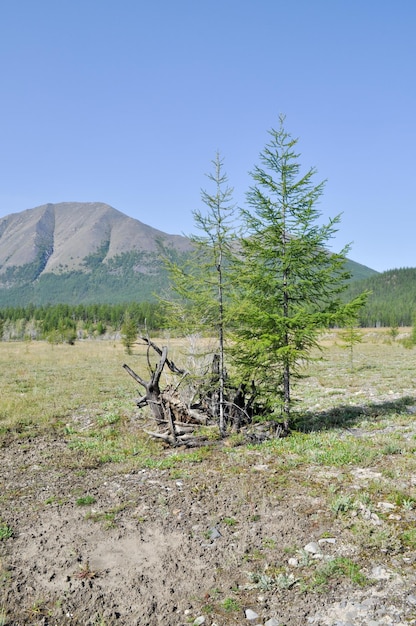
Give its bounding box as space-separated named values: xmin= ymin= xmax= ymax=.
xmin=1 ymin=0 xmax=415 ymax=272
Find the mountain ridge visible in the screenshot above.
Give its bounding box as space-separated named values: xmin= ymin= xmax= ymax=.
xmin=0 ymin=202 xmax=377 ymax=306
xmin=0 ymin=202 xmax=191 ymax=279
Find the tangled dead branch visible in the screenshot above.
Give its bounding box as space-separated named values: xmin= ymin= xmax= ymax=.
xmin=123 ymin=337 xmax=287 ymax=446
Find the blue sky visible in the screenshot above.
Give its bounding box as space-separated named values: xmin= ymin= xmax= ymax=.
xmin=1 ymin=0 xmax=415 ymax=272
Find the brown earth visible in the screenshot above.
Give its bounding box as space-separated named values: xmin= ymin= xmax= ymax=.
xmin=1 ymin=431 xmax=416 ymax=626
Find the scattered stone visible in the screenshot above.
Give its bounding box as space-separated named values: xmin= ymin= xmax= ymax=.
xmin=377 ymin=501 xmax=396 ymax=512
xmin=318 ymin=537 xmax=336 ymax=544
xmin=245 ymin=608 xmax=259 ymax=621
xmin=193 ymin=617 xmax=206 ymax=626
xmin=370 ymin=565 xmax=392 ymax=580
xmin=304 ymin=542 xmax=321 ymax=554
xmin=288 ymin=557 xmax=298 ymax=567
xmin=252 ymin=464 xmax=269 ymax=471
xmin=207 ymin=527 xmax=221 ymax=540
xmin=265 ymin=618 xmax=280 ymax=626
xmin=407 ymin=594 xmax=416 ymax=606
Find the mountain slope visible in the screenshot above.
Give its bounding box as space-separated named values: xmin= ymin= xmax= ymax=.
xmin=0 ymin=202 xmax=190 ymax=279
xmin=0 ymin=202 xmax=377 ymax=307
xmin=343 ymin=267 xmax=416 ymax=326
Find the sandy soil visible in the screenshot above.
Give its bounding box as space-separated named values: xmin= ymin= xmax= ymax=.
xmin=1 ymin=435 xmax=416 ymax=626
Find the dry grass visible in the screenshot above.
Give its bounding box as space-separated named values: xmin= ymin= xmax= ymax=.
xmin=2 ymin=331 xmax=416 ymax=623
xmin=0 ymin=339 xmax=158 ymax=433
xmin=1 ymin=329 xmax=415 ymax=439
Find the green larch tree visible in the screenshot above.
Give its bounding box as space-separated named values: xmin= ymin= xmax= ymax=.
xmin=163 ymin=153 xmax=237 ymax=436
xmin=121 ymin=312 xmax=138 ymax=354
xmin=232 ymin=115 xmax=366 ymax=428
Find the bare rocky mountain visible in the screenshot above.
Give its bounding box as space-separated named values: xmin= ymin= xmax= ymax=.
xmin=0 ymin=202 xmax=191 ymax=276
xmin=0 ymin=202 xmax=376 ymax=307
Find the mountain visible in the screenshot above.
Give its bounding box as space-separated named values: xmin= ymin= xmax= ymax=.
xmin=0 ymin=202 xmax=193 ymax=306
xmin=343 ymin=267 xmax=416 ymax=327
xmin=344 ymin=259 xmax=378 ymax=282
xmin=0 ymin=202 xmax=190 ymax=276
xmin=0 ymin=202 xmax=376 ymax=307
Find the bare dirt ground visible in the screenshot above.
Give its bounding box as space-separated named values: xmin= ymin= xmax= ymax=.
xmin=2 ymin=427 xmax=416 ymax=626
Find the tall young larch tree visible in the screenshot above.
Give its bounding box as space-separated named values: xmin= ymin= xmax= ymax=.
xmin=163 ymin=153 xmax=237 ymax=436
xmin=232 ymin=116 xmax=366 ymax=428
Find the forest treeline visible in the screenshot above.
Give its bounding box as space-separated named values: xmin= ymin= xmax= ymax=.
xmin=0 ymin=301 xmax=162 ymax=342
xmin=0 ymin=263 xmax=415 ymax=343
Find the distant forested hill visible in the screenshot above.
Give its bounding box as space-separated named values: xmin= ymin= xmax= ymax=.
xmin=0 ymin=249 xmax=185 ymax=307
xmin=344 ymin=259 xmax=378 ymax=282
xmin=344 ymin=267 xmax=416 ymax=327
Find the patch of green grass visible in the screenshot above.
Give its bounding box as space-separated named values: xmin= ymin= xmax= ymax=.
xmin=76 ymin=495 xmax=96 ymax=506
xmin=85 ymin=503 xmax=129 ymax=529
xmin=45 ymin=495 xmax=67 ymax=506
xmin=401 ymin=527 xmax=416 ymax=548
xmin=222 ymin=597 xmax=240 ymax=612
xmin=96 ymin=413 xmax=122 ymax=427
xmin=86 ymin=510 xmax=117 ymax=529
xmin=242 ymin=548 xmax=264 ymax=562
xmin=330 ymin=494 xmax=356 ymax=515
xmin=143 ymin=447 xmax=212 ymax=470
xmin=381 ymin=442 xmax=403 ymax=455
xmin=0 ymin=606 xmax=7 ymax=626
xmin=0 ymin=522 xmax=13 ymax=541
xmin=351 ymin=522 xmax=402 ymax=554
xmin=261 ymin=430 xmax=380 ymax=468
xmin=311 ymin=557 xmax=368 ymax=590
xmin=388 ymin=490 xmax=415 ymax=508
xmin=222 ymin=517 xmax=238 ymax=527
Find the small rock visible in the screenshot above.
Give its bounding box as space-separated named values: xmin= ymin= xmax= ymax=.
xmin=377 ymin=501 xmax=396 ymax=511
xmin=407 ymin=594 xmax=416 ymax=606
xmin=304 ymin=542 xmax=321 ymax=554
xmin=265 ymin=619 xmax=281 ymax=626
xmin=288 ymin=557 xmax=298 ymax=567
xmin=193 ymin=617 xmax=206 ymax=626
xmin=252 ymin=464 xmax=269 ymax=471
xmin=207 ymin=527 xmax=221 ymax=540
xmin=318 ymin=537 xmax=336 ymax=544
xmin=245 ymin=608 xmax=259 ymax=621
xmin=370 ymin=565 xmax=391 ymax=580
xmin=370 ymin=512 xmax=382 ymax=525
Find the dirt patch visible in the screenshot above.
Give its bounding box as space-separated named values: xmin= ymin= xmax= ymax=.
xmin=1 ymin=436 xmax=416 ymax=625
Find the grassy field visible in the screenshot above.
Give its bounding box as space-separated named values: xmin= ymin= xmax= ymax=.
xmin=1 ymin=329 xmax=416 ymax=466
xmin=1 ymin=330 xmax=416 ymax=624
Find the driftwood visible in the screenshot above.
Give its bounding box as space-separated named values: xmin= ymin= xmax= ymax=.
xmin=124 ymin=338 xmax=286 ymax=446
xmin=123 ymin=338 xmax=208 ymax=447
